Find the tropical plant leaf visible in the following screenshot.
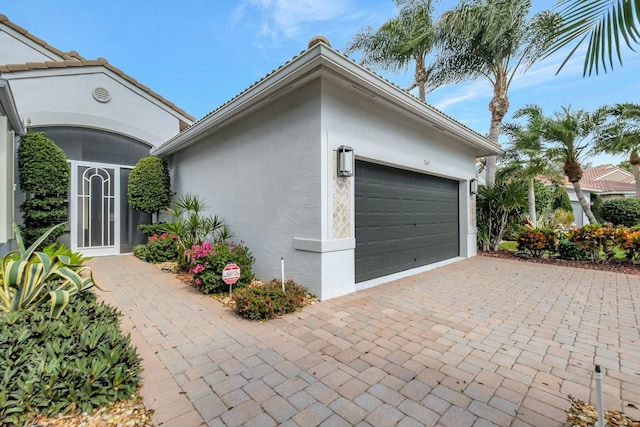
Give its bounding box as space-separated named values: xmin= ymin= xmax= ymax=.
xmin=549 ymin=0 xmax=640 ymax=76
xmin=0 ymin=223 xmax=98 ymax=317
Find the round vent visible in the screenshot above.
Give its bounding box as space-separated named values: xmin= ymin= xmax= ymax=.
xmin=92 ymin=87 xmax=111 ymax=103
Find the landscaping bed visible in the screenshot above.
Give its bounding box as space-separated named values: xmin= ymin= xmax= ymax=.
xmin=29 ymin=396 xmax=153 ymax=427
xmin=480 ymin=249 xmax=640 ymax=275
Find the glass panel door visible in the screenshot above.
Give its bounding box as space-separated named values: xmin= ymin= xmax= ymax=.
xmin=77 ymin=166 xmax=116 ymax=252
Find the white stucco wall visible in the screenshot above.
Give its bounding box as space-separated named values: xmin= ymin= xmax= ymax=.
xmin=6 ymin=70 xmax=184 ymax=145
xmin=567 ymin=187 xmax=590 ymax=226
xmin=170 ymin=80 xmax=324 ymax=297
xmin=318 ymin=78 xmax=478 ymax=296
xmin=168 ymin=75 xmax=481 ymax=300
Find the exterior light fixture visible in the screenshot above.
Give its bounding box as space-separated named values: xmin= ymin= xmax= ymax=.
xmin=470 ymin=178 xmax=478 ymax=195
xmin=337 ymin=145 xmax=354 ymax=177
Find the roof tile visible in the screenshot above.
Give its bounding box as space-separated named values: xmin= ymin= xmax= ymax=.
xmin=546 ymin=164 xmax=636 ymax=194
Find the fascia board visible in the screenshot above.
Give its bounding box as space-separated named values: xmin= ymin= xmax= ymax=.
xmin=153 ymin=47 xmax=327 ymax=156
xmin=316 ymin=47 xmax=501 ymax=157
xmin=4 ymin=66 xmax=193 ymax=123
xmin=154 ymin=43 xmax=501 ymax=157
xmin=0 ymin=79 xmax=24 ymax=133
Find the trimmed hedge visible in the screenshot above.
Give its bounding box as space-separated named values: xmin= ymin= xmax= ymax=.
xmin=17 ymin=132 xmax=70 ymax=247
xmin=128 ymin=156 xmax=171 ymax=221
xmin=600 ymin=198 xmax=640 ymax=227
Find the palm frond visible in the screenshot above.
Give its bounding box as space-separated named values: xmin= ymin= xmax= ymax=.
xmin=549 ymin=0 xmax=640 ymax=76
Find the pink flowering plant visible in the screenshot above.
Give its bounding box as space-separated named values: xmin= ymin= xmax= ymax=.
xmin=187 ymin=241 xmax=255 ymax=294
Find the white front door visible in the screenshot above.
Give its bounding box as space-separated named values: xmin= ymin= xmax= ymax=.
xmin=70 ymin=161 xmax=128 ymax=256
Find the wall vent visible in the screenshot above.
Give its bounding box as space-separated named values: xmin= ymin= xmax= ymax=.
xmin=92 ymin=87 xmax=111 ymax=103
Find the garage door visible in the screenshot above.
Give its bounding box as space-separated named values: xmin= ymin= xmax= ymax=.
xmin=355 ymin=161 xmax=459 ymax=282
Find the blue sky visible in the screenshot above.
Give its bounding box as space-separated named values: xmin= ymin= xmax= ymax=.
xmin=3 ymin=0 xmax=638 ymax=165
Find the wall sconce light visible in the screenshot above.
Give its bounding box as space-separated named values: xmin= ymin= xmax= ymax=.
xmin=470 ymin=178 xmax=478 ymax=195
xmin=337 ymin=145 xmax=354 ymax=177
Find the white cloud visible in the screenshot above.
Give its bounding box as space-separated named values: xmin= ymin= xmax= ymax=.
xmin=233 ymin=0 xmax=357 ymax=39
xmin=431 ymin=80 xmax=492 ymax=111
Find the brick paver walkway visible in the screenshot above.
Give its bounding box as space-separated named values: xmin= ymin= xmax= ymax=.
xmin=90 ymin=255 xmax=640 ymax=427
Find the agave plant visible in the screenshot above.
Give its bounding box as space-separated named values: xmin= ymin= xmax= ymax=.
xmin=0 ymin=223 xmax=100 ymax=317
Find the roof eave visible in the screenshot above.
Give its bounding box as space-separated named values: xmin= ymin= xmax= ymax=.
xmin=153 ymin=43 xmax=501 ymax=157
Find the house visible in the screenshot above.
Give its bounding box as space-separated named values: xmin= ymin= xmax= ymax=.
xmin=0 ymin=79 xmax=24 ymax=256
xmin=153 ymin=37 xmax=501 ymax=300
xmin=0 ymin=15 xmax=194 ymax=255
xmin=563 ymin=164 xmax=636 ymax=226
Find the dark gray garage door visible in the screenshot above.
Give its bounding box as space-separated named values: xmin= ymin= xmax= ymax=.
xmin=355 ymin=161 xmax=459 ymax=282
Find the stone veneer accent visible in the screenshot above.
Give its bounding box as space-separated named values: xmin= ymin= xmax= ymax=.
xmin=333 ymin=151 xmax=351 ymax=239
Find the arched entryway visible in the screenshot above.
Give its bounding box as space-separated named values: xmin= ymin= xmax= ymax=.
xmin=33 ymin=127 xmax=152 ymax=255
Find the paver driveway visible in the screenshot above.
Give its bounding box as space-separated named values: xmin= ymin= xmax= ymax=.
xmin=90 ymin=255 xmax=640 ymax=427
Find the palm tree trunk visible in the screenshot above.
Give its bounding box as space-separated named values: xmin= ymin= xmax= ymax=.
xmin=485 ymin=73 xmax=510 ymax=186
xmin=528 ymin=177 xmax=537 ymax=227
xmin=415 ymin=57 xmax=427 ymax=102
xmin=572 ymin=182 xmax=598 ymax=224
xmin=631 ymin=154 xmax=640 ymax=199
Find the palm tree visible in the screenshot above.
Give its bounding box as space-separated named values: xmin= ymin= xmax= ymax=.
xmin=594 ymin=103 xmax=640 ymax=197
xmin=430 ymin=0 xmax=561 ymax=185
xmin=345 ymin=0 xmax=436 ymax=101
xmin=502 ymin=105 xmax=551 ymax=227
xmin=549 ymin=0 xmax=640 ymax=76
xmin=544 ymin=106 xmax=608 ymax=224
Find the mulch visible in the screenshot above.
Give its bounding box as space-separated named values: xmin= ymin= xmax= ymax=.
xmin=480 ymin=250 xmax=640 ymax=276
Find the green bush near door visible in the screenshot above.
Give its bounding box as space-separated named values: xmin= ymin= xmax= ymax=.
xmin=17 ymin=132 xmax=70 ymax=247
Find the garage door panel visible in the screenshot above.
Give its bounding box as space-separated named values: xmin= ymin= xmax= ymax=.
xmin=355 ymin=161 xmax=459 ymax=283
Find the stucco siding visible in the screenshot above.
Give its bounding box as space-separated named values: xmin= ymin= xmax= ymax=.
xmin=320 ymin=78 xmax=477 ymax=261
xmin=321 ymin=78 xmax=477 ymax=180
xmin=7 ymin=72 xmax=182 ymax=144
xmin=170 ymin=80 xmax=323 ymax=296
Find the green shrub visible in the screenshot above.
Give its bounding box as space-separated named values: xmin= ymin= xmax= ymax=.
xmin=553 ymin=208 xmax=575 ymax=228
xmin=132 ymin=233 xmax=178 ymax=264
xmin=591 ymin=193 xmax=605 ymax=223
xmin=600 ymin=198 xmax=640 ymax=227
xmin=534 ymin=179 xmax=553 ymax=218
xmin=138 ymin=222 xmax=168 ymax=237
xmin=162 ymin=194 xmax=232 ymax=269
xmin=552 ymin=188 xmax=573 ymax=213
xmin=232 ymin=280 xmax=310 ymax=321
xmin=567 ymin=224 xmax=618 ymax=263
xmin=128 ymin=156 xmax=172 ymax=223
xmin=0 ymin=291 xmax=141 ymax=425
xmin=188 ymin=241 xmax=255 ymax=294
xmin=476 ymin=181 xmax=527 ymax=251
xmin=517 ymin=228 xmax=557 ymax=258
xmin=557 ymin=235 xmax=588 ymax=261
xmin=17 ymin=132 xmax=70 ymax=247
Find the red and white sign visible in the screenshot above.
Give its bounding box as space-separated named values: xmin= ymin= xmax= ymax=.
xmin=222 ymin=263 xmax=241 ymax=285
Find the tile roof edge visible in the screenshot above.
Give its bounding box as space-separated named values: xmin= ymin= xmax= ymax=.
xmin=0 ymin=14 xmax=194 ymax=122
xmin=156 ymin=41 xmax=498 ymax=155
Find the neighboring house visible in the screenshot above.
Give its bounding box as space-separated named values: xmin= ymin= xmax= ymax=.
xmin=555 ymin=164 xmax=636 ymax=226
xmin=153 ymin=38 xmax=501 ymax=300
xmin=0 ymin=79 xmax=24 ymax=256
xmin=0 ymin=15 xmax=194 ymax=255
